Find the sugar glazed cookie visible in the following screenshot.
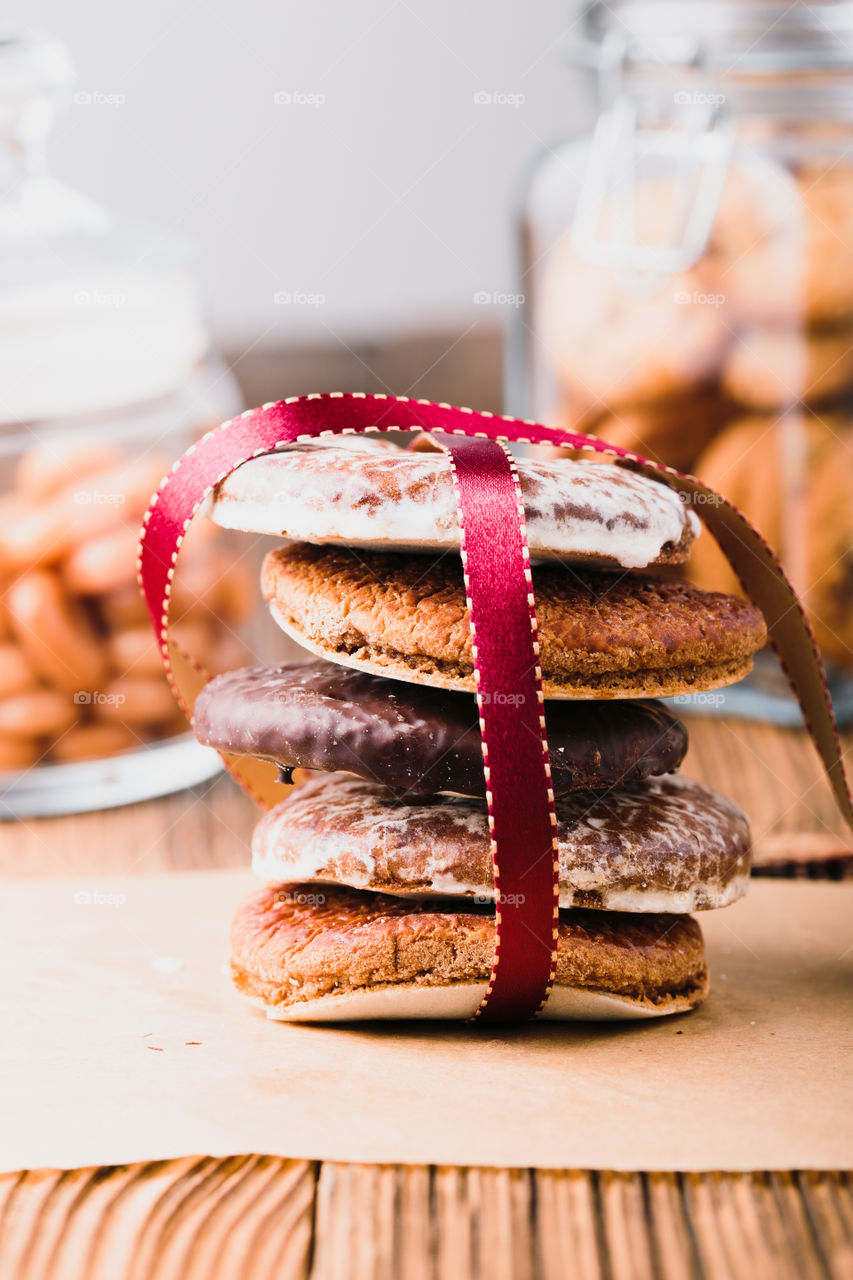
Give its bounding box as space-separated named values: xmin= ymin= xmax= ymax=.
xmin=208 ymin=435 xmax=699 ymax=569
xmin=251 ymin=772 xmax=751 ymax=913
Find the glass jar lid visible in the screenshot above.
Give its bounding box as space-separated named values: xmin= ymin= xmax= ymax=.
xmin=578 ymin=1 xmax=853 ymax=73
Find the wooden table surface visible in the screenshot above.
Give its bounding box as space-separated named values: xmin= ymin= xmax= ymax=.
xmin=2 ymin=714 xmax=852 ymax=1280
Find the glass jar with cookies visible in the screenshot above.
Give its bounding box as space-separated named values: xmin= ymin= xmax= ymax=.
xmin=0 ymin=32 xmax=251 ymax=815
xmin=509 ymin=0 xmax=853 ymax=721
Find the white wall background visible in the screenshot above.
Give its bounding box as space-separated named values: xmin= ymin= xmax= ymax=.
xmin=23 ymin=0 xmax=586 ymax=350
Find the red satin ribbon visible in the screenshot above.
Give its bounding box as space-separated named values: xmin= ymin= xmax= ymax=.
xmin=138 ymin=392 xmax=853 ymax=1024
xmin=432 ymin=433 xmax=559 ymax=1022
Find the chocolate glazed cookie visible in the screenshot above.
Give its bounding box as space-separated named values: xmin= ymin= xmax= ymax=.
xmin=193 ymin=659 xmax=689 ymax=796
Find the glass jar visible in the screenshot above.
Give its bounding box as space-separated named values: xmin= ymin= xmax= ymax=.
xmin=0 ymin=32 xmax=250 ymax=816
xmin=509 ymin=0 xmax=853 ymax=723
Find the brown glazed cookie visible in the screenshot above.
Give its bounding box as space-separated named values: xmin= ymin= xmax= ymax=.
xmin=252 ymin=772 xmax=751 ymax=913
xmin=538 ymin=230 xmax=727 ymax=410
xmin=689 ymin=413 xmax=853 ymax=665
xmin=193 ymin=660 xmax=688 ymax=797
xmin=712 ymin=162 xmax=853 ymax=328
xmin=723 ymin=326 xmax=853 ymax=410
xmin=208 ymin=436 xmax=699 ymax=570
xmin=580 ymin=389 xmax=735 ymax=472
xmin=261 ymin=544 xmax=767 ymax=699
xmin=231 ymin=883 xmax=709 ymax=1022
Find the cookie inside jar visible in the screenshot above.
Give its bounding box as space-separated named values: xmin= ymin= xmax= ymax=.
xmin=0 ymin=431 xmax=257 ymax=812
xmin=511 ymin=0 xmax=853 ymax=718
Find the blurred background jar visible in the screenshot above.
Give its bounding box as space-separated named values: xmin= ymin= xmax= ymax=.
xmin=508 ymin=0 xmax=853 ymax=723
xmin=0 ymin=31 xmax=251 ymax=816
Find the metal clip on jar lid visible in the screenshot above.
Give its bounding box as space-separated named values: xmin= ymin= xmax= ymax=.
xmin=578 ymin=1 xmax=853 ymax=74
xmin=571 ymin=1 xmax=853 ymax=279
xmin=572 ymin=30 xmax=734 ymax=279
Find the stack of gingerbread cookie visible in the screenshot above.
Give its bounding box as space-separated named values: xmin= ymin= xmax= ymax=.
xmin=194 ymin=434 xmax=766 ymax=1022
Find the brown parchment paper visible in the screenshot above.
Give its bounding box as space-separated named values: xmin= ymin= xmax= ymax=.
xmin=2 ymin=871 xmax=851 ymax=1173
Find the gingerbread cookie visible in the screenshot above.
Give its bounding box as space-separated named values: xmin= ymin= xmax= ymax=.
xmin=193 ymin=660 xmax=688 ymax=797
xmin=713 ymin=162 xmax=853 ymax=327
xmin=209 ymin=435 xmax=699 ymax=570
xmin=538 ymin=226 xmax=727 ymax=411
xmin=689 ymin=412 xmax=853 ymax=665
xmin=251 ymin=772 xmax=751 ymax=913
xmin=231 ymin=883 xmax=709 ymax=1021
xmin=261 ymin=544 xmax=767 ymax=699
xmin=723 ymin=326 xmax=853 ymax=410
xmin=583 ymin=389 xmax=733 ymax=471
